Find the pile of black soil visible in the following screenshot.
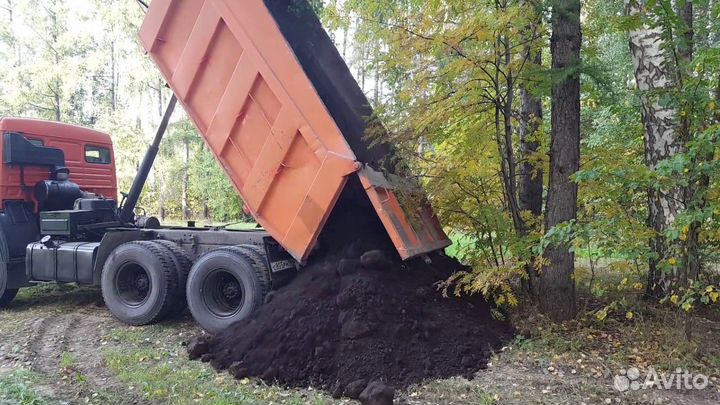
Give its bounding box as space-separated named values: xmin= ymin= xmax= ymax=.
xmin=188 ymin=199 xmax=514 ymax=399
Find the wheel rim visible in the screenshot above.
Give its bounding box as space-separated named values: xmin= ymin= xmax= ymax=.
xmin=202 ymin=269 xmax=244 ymax=318
xmin=115 ymin=262 xmax=151 ymax=307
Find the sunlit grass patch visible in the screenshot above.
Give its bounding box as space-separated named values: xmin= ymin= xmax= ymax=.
xmin=12 ymin=283 xmax=101 ymax=309
xmin=402 ymin=377 xmax=497 ymax=405
xmin=103 ymin=323 xmax=337 ymax=405
xmin=0 ymin=369 xmax=54 ymax=405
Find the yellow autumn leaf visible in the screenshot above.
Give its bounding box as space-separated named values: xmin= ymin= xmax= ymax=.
xmin=671 ymin=294 xmax=680 ymax=305
xmin=596 ymin=309 xmax=608 ymax=321
xmin=711 ymin=292 xmax=720 ymax=303
xmin=668 ymin=258 xmax=677 ymax=266
xmin=633 ymin=282 xmax=644 ymax=290
xmin=626 ymin=311 xmax=634 ymax=320
xmin=706 ymin=286 xmax=714 ymax=293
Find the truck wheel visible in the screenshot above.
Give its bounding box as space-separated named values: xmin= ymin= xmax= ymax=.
xmin=238 ymin=244 xmax=295 ymax=289
xmin=0 ymin=263 xmax=18 ymax=307
xmin=152 ymin=240 xmax=192 ymax=317
xmin=101 ymin=241 xmax=180 ymax=326
xmin=234 ymin=244 xmax=272 ymax=291
xmin=186 ymin=247 xmax=269 ymax=334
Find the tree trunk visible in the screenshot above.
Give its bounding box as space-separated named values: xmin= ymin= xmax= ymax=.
xmin=625 ymin=0 xmax=683 ymax=297
xmin=342 ymin=21 xmax=348 ymax=59
xmin=4 ymin=0 xmax=19 ymax=68
xmin=539 ymin=0 xmax=581 ymax=322
xmin=502 ymin=32 xmax=523 ymax=234
xmin=50 ymin=7 xmax=61 ymax=121
xmin=374 ymin=49 xmax=381 ymax=105
xmin=492 ymin=30 xmax=523 ymax=239
xmin=675 ymin=1 xmax=700 ymax=340
xmin=110 ymin=39 xmax=117 ymax=111
xmin=183 ymin=139 xmax=191 ymax=220
xmin=519 ymin=0 xmax=544 ymax=218
xmin=518 ymin=0 xmax=544 ymax=296
xmin=157 ymin=78 xmax=164 ymax=117
xmin=519 ymin=71 xmax=543 ymax=217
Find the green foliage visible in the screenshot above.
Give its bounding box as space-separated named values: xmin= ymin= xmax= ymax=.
xmin=330 ymin=0 xmax=720 ymax=325
xmin=0 ymin=1 xmax=248 ymax=223
xmin=438 ymin=262 xmax=525 ymax=312
xmin=332 ymin=0 xmax=550 ymax=305
xmin=0 ymin=0 xmax=718 ymax=322
xmin=188 ymin=140 xmax=246 ymax=223
xmin=0 ymin=369 xmax=50 ymax=405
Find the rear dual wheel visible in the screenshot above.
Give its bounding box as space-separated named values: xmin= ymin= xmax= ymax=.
xmin=186 ymin=245 xmax=270 ymax=334
xmin=153 ymin=239 xmax=192 ymax=316
xmin=102 ymin=241 xmax=272 ymax=332
xmin=101 ymin=241 xmax=190 ymax=326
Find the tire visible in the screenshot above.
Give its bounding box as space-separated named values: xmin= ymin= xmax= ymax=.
xmin=0 ymin=263 xmax=17 ymax=307
xmin=186 ymin=247 xmax=269 ymax=334
xmin=152 ymin=240 xmax=192 ymax=317
xmin=101 ymin=241 xmax=180 ymax=326
xmin=234 ymin=244 xmax=272 ymax=291
xmin=239 ymin=244 xmax=295 ymax=289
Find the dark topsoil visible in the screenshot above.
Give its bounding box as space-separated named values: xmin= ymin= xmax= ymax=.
xmin=188 ymin=195 xmax=514 ymax=399
xmin=187 ymin=4 xmax=513 ymax=397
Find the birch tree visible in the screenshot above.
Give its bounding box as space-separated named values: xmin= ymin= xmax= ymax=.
xmin=625 ymin=0 xmax=683 ymax=296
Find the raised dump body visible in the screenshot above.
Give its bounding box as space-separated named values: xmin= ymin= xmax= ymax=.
xmin=139 ymin=0 xmax=450 ymax=262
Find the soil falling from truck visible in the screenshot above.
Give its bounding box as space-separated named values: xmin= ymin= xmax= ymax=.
xmin=159 ymin=0 xmax=512 ymax=394
xmin=188 ymin=194 xmax=513 ymax=397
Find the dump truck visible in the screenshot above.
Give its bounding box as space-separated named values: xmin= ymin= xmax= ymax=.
xmin=0 ymin=0 xmax=450 ymax=333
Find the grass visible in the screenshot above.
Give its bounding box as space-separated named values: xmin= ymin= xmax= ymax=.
xmin=505 ymin=262 xmax=720 ymax=379
xmin=13 ymin=282 xmax=100 ymax=308
xmin=102 ymin=323 xmax=337 ymax=405
xmin=403 ymin=378 xmax=498 ymax=405
xmin=224 ymin=222 xmax=261 ymax=231
xmin=59 ymin=352 xmax=75 ymax=370
xmin=1 ymin=256 xmax=718 ymax=404
xmin=0 ymin=369 xmax=55 ymax=405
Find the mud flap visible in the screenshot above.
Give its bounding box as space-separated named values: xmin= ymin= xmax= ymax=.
xmin=263 ymin=237 xmax=298 ymax=272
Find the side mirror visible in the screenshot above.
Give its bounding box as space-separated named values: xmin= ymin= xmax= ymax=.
xmin=3 ymin=132 xmax=65 ymax=167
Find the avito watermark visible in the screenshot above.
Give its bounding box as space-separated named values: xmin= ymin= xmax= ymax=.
xmin=613 ymin=367 xmax=709 ymax=392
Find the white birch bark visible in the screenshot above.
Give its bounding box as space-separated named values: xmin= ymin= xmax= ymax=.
xmin=625 ymin=0 xmax=682 ymax=292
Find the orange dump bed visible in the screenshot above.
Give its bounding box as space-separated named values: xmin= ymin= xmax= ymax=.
xmin=140 ymin=0 xmax=450 ymax=262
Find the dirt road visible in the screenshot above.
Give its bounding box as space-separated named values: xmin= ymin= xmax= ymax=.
xmin=0 ymin=284 xmax=718 ymax=405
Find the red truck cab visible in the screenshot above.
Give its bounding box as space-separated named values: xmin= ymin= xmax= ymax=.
xmin=0 ymin=117 xmax=118 ymax=209
xmin=0 ymin=117 xmax=119 ymax=305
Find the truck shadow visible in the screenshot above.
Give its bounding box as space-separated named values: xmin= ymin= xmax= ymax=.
xmin=7 ymin=283 xmax=104 ymax=311
xmin=5 ymin=283 xmax=195 ymax=325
